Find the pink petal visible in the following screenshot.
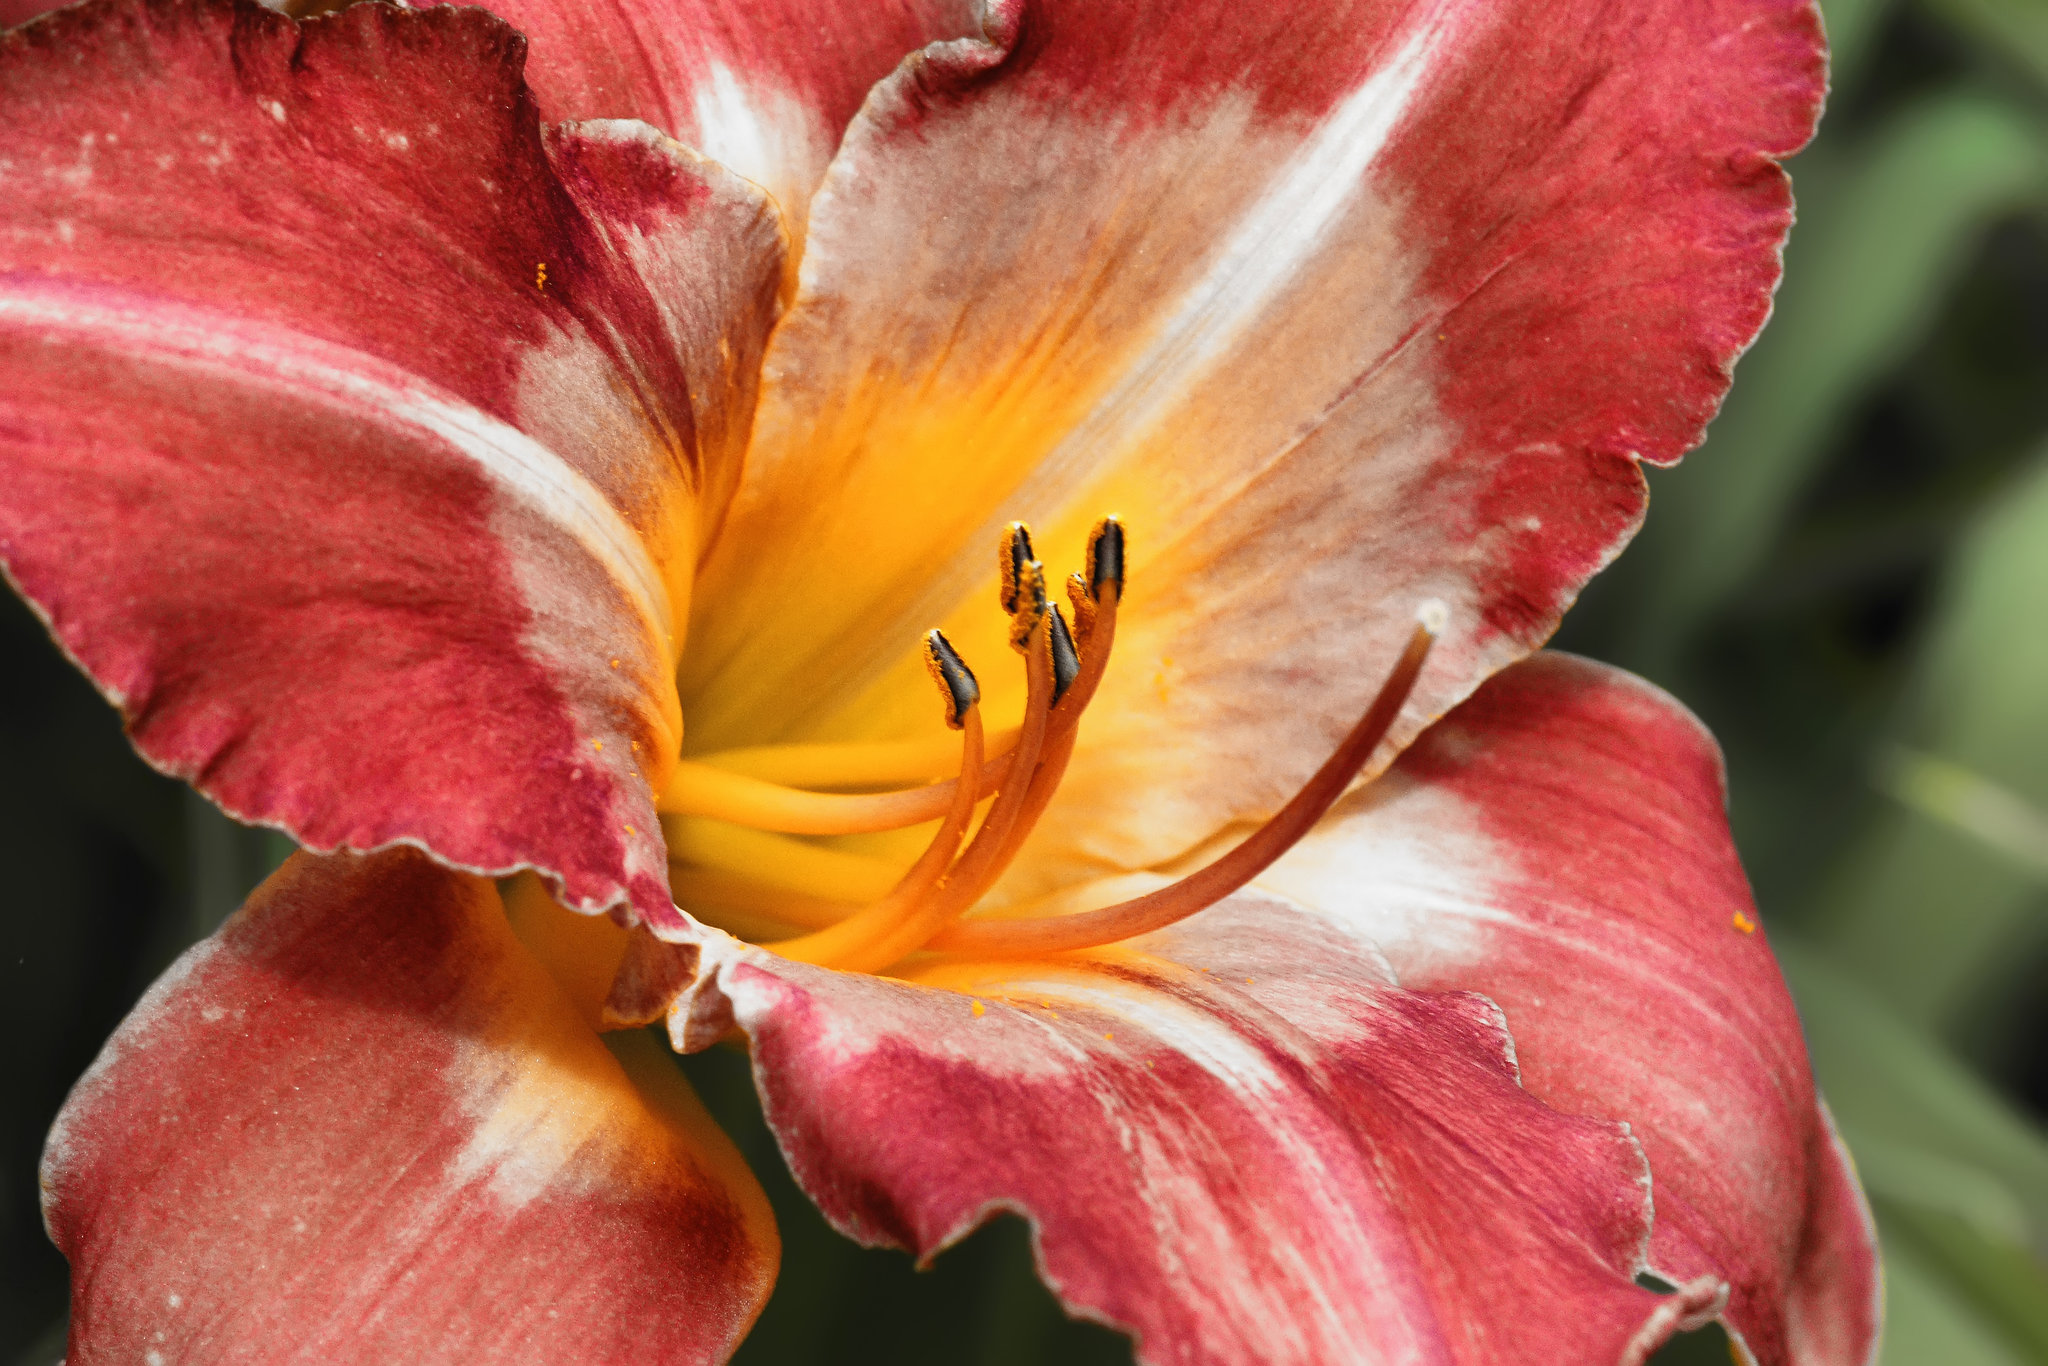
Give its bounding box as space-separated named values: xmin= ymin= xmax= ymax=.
xmin=459 ymin=0 xmax=982 ymax=232
xmin=0 ymin=0 xmax=784 ymax=928
xmin=1258 ymin=654 xmax=1881 ymax=1364
xmin=42 ymin=848 xmax=778 ymax=1362
xmin=645 ymin=903 xmax=1733 ymax=1365
xmin=677 ymin=0 xmax=1826 ymax=901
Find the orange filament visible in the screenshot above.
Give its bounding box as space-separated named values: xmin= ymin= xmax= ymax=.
xmin=763 ymin=706 xmax=988 ymax=966
xmin=832 ymin=617 xmax=1060 ymax=972
xmin=659 ymin=740 xmax=1027 ymax=834
xmin=665 ymin=866 xmax=861 ymax=932
xmin=927 ymin=618 xmax=1434 ymax=957
xmin=945 ymin=579 xmax=1120 ymax=900
xmin=661 ymin=515 xmax=1439 ymax=977
xmin=684 ymin=727 xmax=1023 ymax=791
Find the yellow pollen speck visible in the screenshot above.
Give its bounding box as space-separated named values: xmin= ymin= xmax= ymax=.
xmin=1245 ymin=978 xmax=1255 ymax=985
xmin=592 ymin=740 xmax=603 ymax=752
xmin=1102 ymin=1032 xmax=1113 ymax=1041
xmin=624 ymin=825 xmax=635 ymax=836
xmin=970 ymin=999 xmax=985 ymax=1017
xmin=536 ymin=261 xmax=548 ymax=291
xmin=1733 ymin=910 xmax=1757 ymax=935
xmin=630 ymin=741 xmax=639 ymax=752
xmin=610 ymin=658 xmax=620 ymax=669
xmin=1145 ymin=1060 xmax=1155 ymax=1069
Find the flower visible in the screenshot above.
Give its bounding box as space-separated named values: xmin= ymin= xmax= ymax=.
xmin=0 ymin=0 xmax=1878 ymax=1360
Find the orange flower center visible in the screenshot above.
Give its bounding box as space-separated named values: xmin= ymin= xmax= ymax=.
xmin=656 ymin=519 xmax=1436 ymax=972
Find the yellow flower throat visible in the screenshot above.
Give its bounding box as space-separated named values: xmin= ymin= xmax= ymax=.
xmin=656 ymin=519 xmax=1437 ymax=973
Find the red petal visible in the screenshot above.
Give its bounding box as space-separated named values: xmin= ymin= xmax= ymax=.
xmin=0 ymin=0 xmax=54 ymax=26
xmin=678 ymin=0 xmax=1826 ymax=898
xmin=639 ymin=905 xmax=1735 ymax=1364
xmin=0 ymin=0 xmax=784 ymax=928
xmin=1260 ymin=654 xmax=1882 ymax=1364
xmin=462 ymin=0 xmax=982 ymax=231
xmin=43 ymin=849 xmax=777 ymax=1363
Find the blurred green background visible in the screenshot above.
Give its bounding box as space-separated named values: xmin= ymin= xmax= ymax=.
xmin=4 ymin=0 xmax=2048 ymax=1359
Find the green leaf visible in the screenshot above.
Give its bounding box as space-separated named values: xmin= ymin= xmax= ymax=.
xmin=1877 ymin=1211 xmax=2036 ymax=1366
xmin=1616 ymin=92 xmax=2044 ymax=671
xmin=1808 ymin=450 xmax=2048 ymax=1025
xmin=1781 ymin=940 xmax=2048 ymax=1360
xmin=1778 ymin=938 xmax=2048 ymax=1238
xmin=1880 ymin=1200 xmax=2048 ymax=1358
xmin=1873 ymin=746 xmax=2048 ymax=882
xmin=1916 ymin=0 xmax=2048 ymax=93
xmin=1825 ymin=0 xmax=1904 ymax=93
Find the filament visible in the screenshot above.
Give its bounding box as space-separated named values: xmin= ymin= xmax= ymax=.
xmin=660 ymin=760 xmax=979 ymax=835
xmin=686 ymin=727 xmax=1022 ymax=791
xmin=763 ymin=706 xmax=989 ymax=966
xmin=665 ymin=866 xmax=861 ymax=932
xmin=928 ymin=618 xmax=1435 ymax=957
xmin=827 ymin=615 xmax=1057 ymax=972
xmin=661 ymin=815 xmax=901 ymax=902
xmin=652 ymin=515 xmax=1442 ymax=982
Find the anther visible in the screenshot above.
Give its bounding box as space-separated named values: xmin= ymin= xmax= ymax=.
xmin=659 ymin=627 xmax=1000 ymax=834
xmin=998 ymin=522 xmax=1037 ymax=615
xmin=1085 ymin=516 xmax=1125 ymax=600
xmin=1066 ymin=571 xmax=1097 ymax=642
xmin=930 ymin=612 xmax=1439 ymax=958
xmin=1008 ymin=556 xmax=1048 ymax=653
xmin=922 ymin=629 xmax=980 ymax=730
xmin=660 ymin=513 xmax=1133 ymax=968
xmin=1048 ymin=606 xmax=1081 ymax=706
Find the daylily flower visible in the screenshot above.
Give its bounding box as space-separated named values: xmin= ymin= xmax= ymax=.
xmin=1 ymin=0 xmax=1879 ymax=1360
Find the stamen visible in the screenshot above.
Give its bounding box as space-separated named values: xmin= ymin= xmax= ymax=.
xmin=729 ymin=519 xmax=1126 ymax=970
xmin=1008 ymin=551 xmax=1049 ymax=652
xmin=823 ymin=611 xmax=1058 ymax=972
xmin=660 ymin=757 xmax=982 ymax=835
xmin=657 ymin=517 xmax=1433 ymax=981
xmin=1066 ymin=571 xmax=1097 ymax=644
xmin=1066 ymin=513 xmax=1123 ymax=649
xmin=1086 ymin=515 xmax=1126 ymax=599
xmin=927 ymin=612 xmax=1438 ymax=957
xmin=998 ymin=522 xmax=1036 ymax=616
xmin=842 ymin=550 xmax=1124 ymax=967
xmin=686 ymin=729 xmax=1020 ymax=791
xmin=923 ymin=628 xmax=981 ymax=729
xmin=666 ymin=865 xmax=861 ymax=931
xmin=661 ymin=815 xmax=901 ymax=902
xmin=763 ymin=705 xmax=988 ymax=966
xmin=766 ymin=622 xmax=1052 ymax=972
xmin=916 ymin=524 xmax=1125 ymax=921
xmin=1048 ymin=605 xmax=1081 ymax=705
xmin=656 ymin=631 xmax=1012 ymax=835
xmin=957 ymin=569 xmax=1121 ymax=894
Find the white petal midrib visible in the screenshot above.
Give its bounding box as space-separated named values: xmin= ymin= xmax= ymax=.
xmin=0 ymin=282 xmax=675 ymax=666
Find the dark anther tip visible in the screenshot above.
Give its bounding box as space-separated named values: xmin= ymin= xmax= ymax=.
xmin=1086 ymin=516 xmax=1125 ymax=599
xmin=1048 ymin=606 xmax=1081 ymax=706
xmin=922 ymin=629 xmax=980 ymax=730
xmin=998 ymin=522 xmax=1037 ymax=615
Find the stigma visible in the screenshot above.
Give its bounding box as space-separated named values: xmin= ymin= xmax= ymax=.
xmin=656 ymin=518 xmax=1438 ymax=973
